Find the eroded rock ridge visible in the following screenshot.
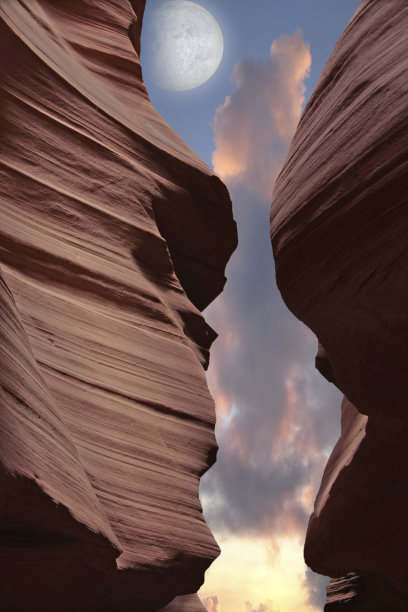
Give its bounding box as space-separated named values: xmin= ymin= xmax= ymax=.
xmin=0 ymin=1 xmax=237 ymax=610
xmin=271 ymin=0 xmax=408 ymax=609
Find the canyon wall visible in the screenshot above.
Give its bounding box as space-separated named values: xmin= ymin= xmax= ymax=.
xmin=0 ymin=1 xmax=237 ymax=610
xmin=271 ymin=0 xmax=408 ymax=608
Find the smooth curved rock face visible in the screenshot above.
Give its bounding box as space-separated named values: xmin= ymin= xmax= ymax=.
xmin=271 ymin=0 xmax=408 ymax=419
xmin=0 ymin=1 xmax=237 ymax=610
xmin=306 ymin=398 xmax=408 ymax=593
xmin=271 ymin=0 xmax=408 ymax=605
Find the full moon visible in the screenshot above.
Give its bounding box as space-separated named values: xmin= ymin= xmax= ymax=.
xmin=145 ymin=1 xmax=224 ymax=91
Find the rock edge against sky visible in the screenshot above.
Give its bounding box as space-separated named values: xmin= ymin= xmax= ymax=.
xmin=0 ymin=1 xmax=236 ymax=610
xmin=271 ymin=0 xmax=408 ymax=608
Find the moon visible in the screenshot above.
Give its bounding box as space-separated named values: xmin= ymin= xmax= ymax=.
xmin=145 ymin=1 xmax=224 ymax=91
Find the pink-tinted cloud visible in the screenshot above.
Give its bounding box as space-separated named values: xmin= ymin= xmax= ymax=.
xmin=201 ymin=29 xmax=338 ymax=609
xmin=212 ymin=31 xmax=311 ymax=200
xmin=202 ymin=595 xmax=220 ymax=612
xmin=202 ymin=193 xmax=340 ymax=545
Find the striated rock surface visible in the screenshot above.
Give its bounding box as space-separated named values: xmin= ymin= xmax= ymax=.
xmin=0 ymin=1 xmax=237 ymax=610
xmin=324 ymin=573 xmax=408 ymax=611
xmin=271 ymin=0 xmax=408 ymax=607
xmin=310 ymin=399 xmax=408 ymax=608
xmin=0 ymin=267 xmax=120 ymax=611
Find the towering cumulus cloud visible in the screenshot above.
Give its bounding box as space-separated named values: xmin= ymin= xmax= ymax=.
xmin=201 ymin=28 xmax=335 ymax=610
xmin=204 ymin=30 xmax=322 ymax=540
xmin=212 ymin=30 xmax=311 ymax=199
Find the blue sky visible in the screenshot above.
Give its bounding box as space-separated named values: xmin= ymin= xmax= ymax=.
xmin=141 ymin=3 xmax=360 ymax=611
xmin=142 ymin=1 xmax=360 ymax=166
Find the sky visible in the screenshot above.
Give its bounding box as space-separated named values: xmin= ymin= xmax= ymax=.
xmin=141 ymin=2 xmax=361 ymax=611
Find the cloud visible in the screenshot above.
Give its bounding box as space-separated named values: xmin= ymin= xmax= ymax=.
xmin=245 ymin=602 xmax=277 ymax=612
xmin=198 ymin=32 xmax=340 ymax=612
xmin=303 ymin=568 xmax=329 ymax=610
xmin=212 ymin=30 xmax=311 ymax=200
xmin=202 ymin=595 xmax=220 ymax=612
xmin=202 ymin=595 xmax=279 ymax=612
xmin=201 ymin=28 xmax=339 ymax=612
xmin=202 ymin=595 xmax=278 ymax=612
xmin=201 ymin=187 xmax=341 ymax=544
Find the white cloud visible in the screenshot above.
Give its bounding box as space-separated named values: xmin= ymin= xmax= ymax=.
xmin=201 ymin=28 xmax=335 ymax=612
xmin=212 ymin=30 xmax=311 ymax=200
xmin=202 ymin=595 xmax=220 ymax=612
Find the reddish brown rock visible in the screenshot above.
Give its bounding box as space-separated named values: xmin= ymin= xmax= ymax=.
xmin=324 ymin=574 xmax=408 ymax=611
xmin=0 ymin=1 xmax=236 ymax=610
xmin=0 ymin=267 xmax=120 ymax=611
xmin=306 ymin=398 xmax=408 ymax=595
xmin=271 ymin=0 xmax=408 ymax=606
xmin=271 ymin=0 xmax=408 ymax=418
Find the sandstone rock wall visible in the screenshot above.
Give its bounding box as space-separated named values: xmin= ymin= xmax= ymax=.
xmin=0 ymin=1 xmax=237 ymax=610
xmin=271 ymin=0 xmax=408 ymax=608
